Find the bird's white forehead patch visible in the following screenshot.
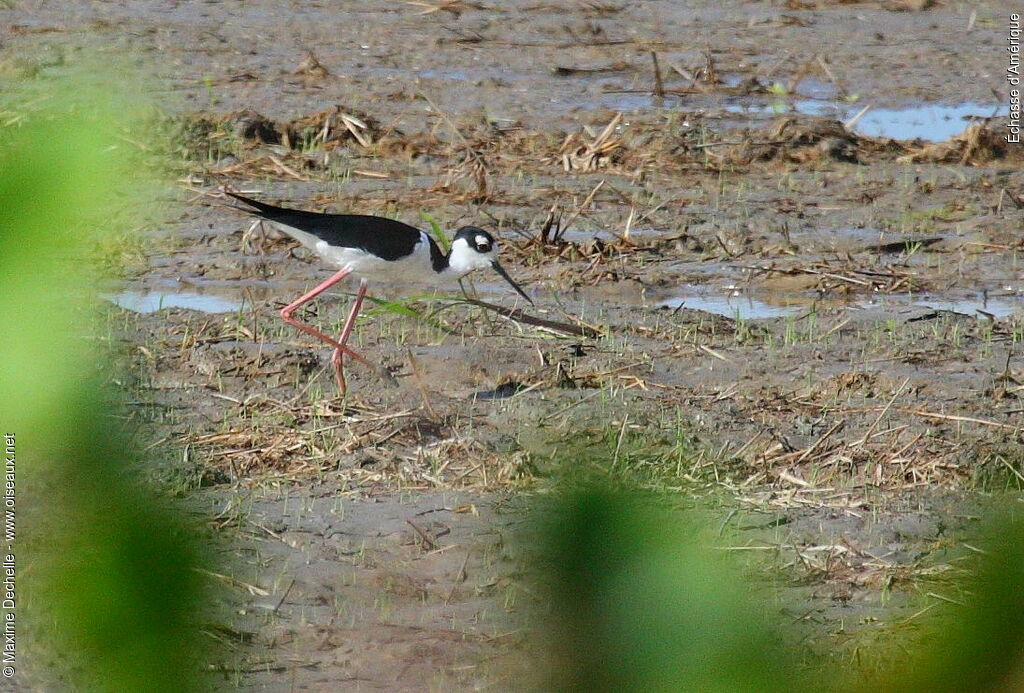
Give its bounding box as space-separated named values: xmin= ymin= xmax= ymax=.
xmin=474 ymin=234 xmax=491 ymax=249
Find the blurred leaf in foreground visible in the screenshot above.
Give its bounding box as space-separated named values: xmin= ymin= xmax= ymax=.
xmin=537 ymin=486 xmax=808 ymax=693
xmin=875 ymin=508 xmax=1024 ymax=693
xmin=2 ymin=67 xmax=213 ymax=691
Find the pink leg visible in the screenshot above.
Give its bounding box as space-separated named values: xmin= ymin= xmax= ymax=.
xmin=279 ymin=268 xmax=376 ymax=393
xmin=329 ymin=278 xmax=369 ymax=392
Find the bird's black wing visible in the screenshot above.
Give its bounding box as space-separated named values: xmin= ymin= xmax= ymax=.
xmin=226 ymin=192 xmax=442 ymax=265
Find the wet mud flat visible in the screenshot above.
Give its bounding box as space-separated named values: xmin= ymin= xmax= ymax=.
xmin=191 ymin=488 xmax=530 ymax=691
xmin=6 ymin=0 xmax=1024 ymax=689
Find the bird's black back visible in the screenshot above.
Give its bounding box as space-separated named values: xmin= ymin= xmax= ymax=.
xmin=226 ymin=192 xmax=444 ymax=267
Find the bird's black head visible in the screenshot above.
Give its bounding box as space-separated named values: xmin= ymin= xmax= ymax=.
xmin=452 ymin=226 xmax=495 ymax=255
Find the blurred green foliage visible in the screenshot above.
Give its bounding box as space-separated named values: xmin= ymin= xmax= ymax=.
xmin=876 ymin=508 xmax=1024 ymax=693
xmin=538 ymin=483 xmax=1024 ymax=693
xmin=538 ymin=487 xmax=805 ymax=692
xmin=1 ymin=68 xmax=213 ymax=691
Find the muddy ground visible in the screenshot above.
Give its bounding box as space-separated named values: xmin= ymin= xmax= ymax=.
xmin=5 ymin=0 xmax=1024 ymax=690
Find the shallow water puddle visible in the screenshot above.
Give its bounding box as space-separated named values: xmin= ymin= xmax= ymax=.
xmin=659 ymin=291 xmax=803 ymax=320
xmin=727 ymin=100 xmax=1006 ymax=142
xmin=411 ymin=61 xmax=1004 ymax=142
xmin=846 ymin=103 xmax=1007 ymax=141
xmin=104 ymin=290 xmax=245 ymax=314
xmin=865 ymin=294 xmax=1024 ymax=319
xmin=105 ymin=281 xmax=535 ymax=316
xmin=659 ymin=288 xmax=1024 ymax=321
xmin=600 ymin=88 xmax=1005 ymax=143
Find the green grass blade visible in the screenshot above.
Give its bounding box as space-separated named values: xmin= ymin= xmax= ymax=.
xmin=420 ymin=211 xmax=450 ymax=253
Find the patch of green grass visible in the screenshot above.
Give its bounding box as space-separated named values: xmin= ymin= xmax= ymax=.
xmin=971 ymin=447 xmax=1024 ymax=492
xmin=361 ymin=293 xmax=455 ymax=335
xmin=163 ymin=112 xmax=247 ymax=167
xmin=516 ymin=405 xmax=709 ymax=491
xmin=888 ymin=201 xmax=980 ymax=233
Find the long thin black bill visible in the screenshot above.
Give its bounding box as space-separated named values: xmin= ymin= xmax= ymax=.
xmin=491 ymin=260 xmax=534 ymax=305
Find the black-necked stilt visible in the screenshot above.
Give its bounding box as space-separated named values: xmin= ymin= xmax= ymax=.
xmin=225 ymin=192 xmax=533 ymax=394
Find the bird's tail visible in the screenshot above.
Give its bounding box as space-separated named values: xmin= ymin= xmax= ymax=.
xmin=222 ymin=191 xmax=287 ymax=218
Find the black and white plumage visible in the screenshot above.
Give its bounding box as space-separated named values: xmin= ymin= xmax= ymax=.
xmin=225 ymin=192 xmax=532 ymax=394
xmin=226 ymin=193 xmax=531 ymax=296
